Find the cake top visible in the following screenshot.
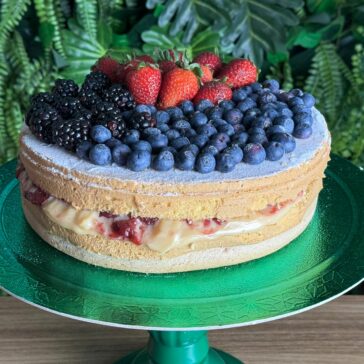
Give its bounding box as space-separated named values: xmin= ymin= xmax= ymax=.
xmin=24 ymin=51 xmax=322 ymax=176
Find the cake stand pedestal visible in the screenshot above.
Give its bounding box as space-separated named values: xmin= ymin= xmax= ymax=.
xmin=0 ymin=155 xmax=363 ymax=364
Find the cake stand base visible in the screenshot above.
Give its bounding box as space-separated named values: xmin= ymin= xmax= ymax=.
xmin=115 ymin=330 xmax=242 ymax=364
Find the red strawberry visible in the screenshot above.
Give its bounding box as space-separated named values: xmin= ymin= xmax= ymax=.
xmin=217 ymin=59 xmax=257 ymax=88
xmin=24 ymin=187 xmax=50 ymax=206
xmin=158 ymin=59 xmax=177 ymax=73
xmin=193 ymin=81 xmax=232 ymax=105
xmin=126 ymin=64 xmax=162 ymax=105
xmin=193 ymin=52 xmax=222 ymax=73
xmin=92 ymin=56 xmax=120 ymax=82
xmin=200 ymin=65 xmax=213 ymax=83
xmin=135 ymin=55 xmax=155 ymax=63
xmin=110 ymin=218 xmax=145 ymax=244
xmin=158 ymin=67 xmax=200 ymax=108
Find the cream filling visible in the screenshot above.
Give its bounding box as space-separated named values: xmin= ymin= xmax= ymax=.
xmin=19 ymin=168 xmax=302 ymax=254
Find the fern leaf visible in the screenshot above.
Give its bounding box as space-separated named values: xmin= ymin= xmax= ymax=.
xmin=4 ymin=88 xmax=22 ymax=147
xmin=34 ymin=0 xmax=47 ymax=22
xmin=75 ymin=0 xmax=97 ymax=38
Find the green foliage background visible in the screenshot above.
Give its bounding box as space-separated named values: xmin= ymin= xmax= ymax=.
xmin=0 ymin=0 xmax=363 ymax=166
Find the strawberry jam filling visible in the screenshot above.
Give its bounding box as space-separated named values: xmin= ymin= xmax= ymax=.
xmin=17 ymin=166 xmax=304 ymax=252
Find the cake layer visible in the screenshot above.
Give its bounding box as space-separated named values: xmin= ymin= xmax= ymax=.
xmin=22 ymin=196 xmax=317 ymax=273
xmin=19 ymin=108 xmax=330 ymax=220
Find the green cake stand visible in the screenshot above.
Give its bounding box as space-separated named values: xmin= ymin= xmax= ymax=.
xmin=0 ymin=155 xmax=364 ymax=363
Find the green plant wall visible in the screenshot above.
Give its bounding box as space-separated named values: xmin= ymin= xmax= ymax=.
xmin=0 ymin=0 xmax=363 ymax=166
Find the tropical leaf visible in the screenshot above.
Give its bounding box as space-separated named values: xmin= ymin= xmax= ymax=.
xmin=75 ymin=0 xmax=98 ymax=38
xmin=221 ymin=0 xmax=303 ymax=66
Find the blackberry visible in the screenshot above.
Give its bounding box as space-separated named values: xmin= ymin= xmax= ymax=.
xmin=128 ymin=111 xmax=156 ymax=131
xmin=94 ymin=109 xmax=126 ymax=139
xmin=82 ymin=71 xmax=110 ymax=93
xmin=55 ymin=96 xmax=81 ymax=118
xmin=31 ymin=92 xmax=55 ymax=106
xmin=102 ymin=84 xmax=136 ymax=111
xmin=27 ymin=104 xmax=60 ymax=143
xmin=52 ymin=117 xmax=91 ymax=151
xmin=52 ymin=79 xmax=79 ymax=97
xmin=79 ymin=87 xmax=101 ymax=108
xmin=75 ymin=107 xmax=93 ymax=122
xmin=91 ymin=101 xmax=115 ymax=117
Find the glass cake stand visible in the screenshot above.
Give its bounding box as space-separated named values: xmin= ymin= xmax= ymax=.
xmin=0 ymin=155 xmax=363 ymax=364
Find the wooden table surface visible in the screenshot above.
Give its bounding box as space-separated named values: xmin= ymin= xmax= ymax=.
xmin=0 ymin=295 xmax=363 ymax=364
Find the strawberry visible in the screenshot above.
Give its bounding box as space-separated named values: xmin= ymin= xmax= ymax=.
xmin=216 ymin=59 xmax=257 ymax=88
xmin=193 ymin=52 xmax=222 ymax=73
xmin=114 ymin=56 xmax=155 ymax=84
xmin=126 ymin=63 xmax=162 ymax=105
xmin=158 ymin=60 xmax=177 ymax=73
xmin=135 ymin=55 xmax=155 ymax=63
xmin=110 ymin=218 xmax=145 ymax=244
xmin=158 ymin=67 xmax=200 ymax=108
xmin=91 ymin=56 xmax=120 ymax=83
xmin=200 ymin=65 xmax=213 ymax=83
xmin=193 ymin=81 xmax=232 ymax=105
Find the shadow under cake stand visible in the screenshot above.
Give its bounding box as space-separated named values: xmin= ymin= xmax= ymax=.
xmin=0 ymin=155 xmax=363 ymax=363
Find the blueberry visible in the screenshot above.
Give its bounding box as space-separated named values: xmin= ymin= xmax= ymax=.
xmin=175 ymin=149 xmax=196 ymax=170
xmin=212 ymin=118 xmax=228 ymax=128
xmin=170 ymin=136 xmax=190 ymax=150
xmin=161 ymin=146 xmax=177 ymax=156
xmin=135 ymin=104 xmax=151 ymax=114
xmin=172 ymin=119 xmax=191 ymax=130
xmin=237 ymin=98 xmax=256 ymax=112
xmin=273 ymin=116 xmax=294 ymax=134
xmin=127 ymin=150 xmax=152 ymax=171
xmin=250 ymin=93 xmax=259 ymax=102
xmin=288 ymin=97 xmax=304 ymax=108
xmin=76 ymin=141 xmax=92 ymax=160
xmin=182 ymin=128 xmax=198 ymax=138
xmin=270 ymin=133 xmax=296 ymax=153
xmin=180 ymin=143 xmax=199 ymax=156
xmin=201 ymin=144 xmax=219 ymax=156
xmin=224 ymin=145 xmax=243 ymax=163
xmin=290 ymin=105 xmax=309 ymax=115
xmin=248 ymin=127 xmax=265 ymax=136
xmin=105 ymin=137 xmax=122 ymax=148
xmin=90 ymin=125 xmax=112 ymax=143
xmin=233 ymin=124 xmax=246 ymax=133
xmin=243 ymin=143 xmax=266 ymax=165
xmin=190 ymin=134 xmax=209 ymax=148
xmin=112 ymin=144 xmax=131 ymax=166
xmin=147 ymin=104 xmax=157 ymax=115
xmin=213 ymin=132 xmax=230 ymax=144
xmin=122 ymin=129 xmax=140 ymax=145
xmin=302 ymin=93 xmax=315 ymax=108
xmin=165 ymin=129 xmax=180 ymax=141
xmin=248 ymin=133 xmax=268 ymax=145
xmin=262 ymin=108 xmax=279 ymax=120
xmin=217 ymin=123 xmax=235 ymax=136
xmin=277 ymin=92 xmax=293 ymax=103
xmin=290 ymin=88 xmax=304 ymax=97
xmin=143 ymin=127 xmax=161 ymax=137
xmin=252 ymin=116 xmax=272 ymax=129
xmin=131 ymin=140 xmax=152 ymax=153
xmin=224 ymin=108 xmax=243 ymax=125
xmin=216 ymin=152 xmax=237 ymax=173
xmin=293 ymin=123 xmax=313 ymax=139
xmin=195 ymin=99 xmax=214 ymax=112
xmin=250 ymin=82 xmax=262 ymax=92
xmin=152 ymin=150 xmax=175 ymax=171
xmin=190 ymin=112 xmax=208 ymax=127
xmin=195 ymin=153 xmax=216 ymax=173
xmin=294 ymin=112 xmax=313 ymax=126
xmin=122 ymin=110 xmax=133 ymax=121
xmin=232 ymin=88 xmax=249 ymax=102
xmin=279 ymin=108 xmax=294 ymax=118
xmin=89 ymin=144 xmax=112 ymax=166
xmin=275 ymin=101 xmax=288 ymax=109
xmin=258 ymin=87 xmax=271 ymax=95
xmin=258 ymin=93 xmax=277 ymax=105
xmin=180 ymin=100 xmax=195 ymax=115
xmin=209 ymin=135 xmax=228 ymax=152
xmin=266 ymin=125 xmax=286 ymax=137
xmin=166 ymin=107 xmax=184 ymax=120
xmin=232 ymin=132 xmax=249 ymax=147
xmin=196 ymin=123 xmax=217 ymax=137
xmin=265 ymin=141 xmax=285 ymax=161
xmin=219 ymin=100 xmax=235 ymax=110
xmin=155 ymin=110 xmax=170 ymax=124
xmin=147 ymin=133 xmax=168 ymax=150
xmin=157 ymin=123 xmax=170 ymax=133
xmin=206 ymin=106 xmax=223 ymax=120
xmin=263 ymin=79 xmax=280 ymax=93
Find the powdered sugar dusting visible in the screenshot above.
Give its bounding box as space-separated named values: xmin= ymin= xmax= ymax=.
xmin=21 ymin=108 xmax=329 ymax=184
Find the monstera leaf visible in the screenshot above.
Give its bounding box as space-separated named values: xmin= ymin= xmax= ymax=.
xmin=221 ymin=0 xmax=303 ymax=66
xmin=146 ymin=0 xmax=231 ymax=44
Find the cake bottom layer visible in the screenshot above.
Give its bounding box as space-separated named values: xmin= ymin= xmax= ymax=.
xmin=22 ymin=197 xmax=317 ymax=273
